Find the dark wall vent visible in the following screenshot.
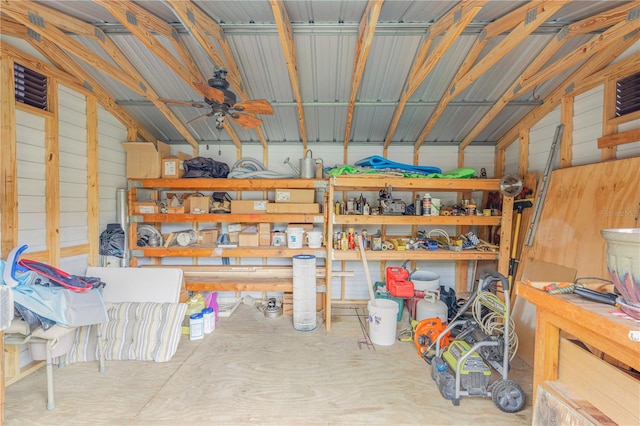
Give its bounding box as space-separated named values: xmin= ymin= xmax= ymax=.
xmin=14 ymin=63 xmax=47 ymax=110
xmin=616 ymin=71 xmax=640 ymax=117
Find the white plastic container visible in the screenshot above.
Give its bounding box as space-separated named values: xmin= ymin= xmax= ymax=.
xmin=411 ymin=270 xmax=440 ymax=292
xmin=202 ymin=308 xmax=215 ymax=334
xmin=293 ymin=254 xmax=316 ymax=331
xmin=286 ymin=227 xmax=305 ymax=248
xmin=189 ymin=313 xmax=204 ymax=340
xmin=367 ymin=299 xmax=399 ymax=346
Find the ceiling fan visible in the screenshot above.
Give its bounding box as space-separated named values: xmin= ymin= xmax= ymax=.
xmin=160 ymin=68 xmax=274 ymax=130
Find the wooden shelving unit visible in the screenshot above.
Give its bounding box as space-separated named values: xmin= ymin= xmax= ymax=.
xmin=325 ymin=176 xmax=514 ymax=331
xmin=127 ymin=177 xmax=329 ymax=296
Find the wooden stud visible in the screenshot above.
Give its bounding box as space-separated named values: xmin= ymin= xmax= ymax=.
xmin=45 ymin=77 xmax=60 ymax=265
xmin=87 ymin=95 xmax=99 ymax=266
xmin=598 ymin=128 xmax=640 ymax=149
xmin=518 ymin=129 xmax=529 ymax=177
xmin=560 ymin=96 xmax=574 ymax=168
xmin=601 ymin=78 xmax=618 ymax=161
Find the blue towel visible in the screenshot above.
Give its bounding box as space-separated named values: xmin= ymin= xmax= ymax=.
xmin=354 ymin=156 xmax=442 ymax=175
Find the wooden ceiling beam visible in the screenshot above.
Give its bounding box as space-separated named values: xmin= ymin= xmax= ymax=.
xmin=496 ymin=33 xmax=640 ymax=150
xmin=344 ymin=0 xmax=384 ymax=150
xmin=270 ymin=0 xmax=308 ymax=151
xmin=94 ymin=0 xmax=202 ymax=86
xmin=460 ymin=4 xmax=638 ymax=150
xmin=414 ymin=1 xmax=566 ymax=152
xmin=414 ymin=0 xmax=556 ymax=151
xmin=165 ymin=0 xmax=243 ymax=96
xmin=0 ymin=21 xmax=156 ymax=143
xmin=3 ymin=0 xmax=202 ymax=150
xmin=166 ymin=0 xmax=265 ymax=150
xmin=383 ymin=1 xmax=486 ymax=151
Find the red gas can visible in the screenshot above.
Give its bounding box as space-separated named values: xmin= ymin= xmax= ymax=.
xmin=386 ymin=266 xmax=414 ymax=298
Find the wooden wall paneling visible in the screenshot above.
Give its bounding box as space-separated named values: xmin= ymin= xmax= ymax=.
xmin=46 ymin=78 xmax=60 ymax=265
xmin=527 ymin=157 xmax=640 ymax=279
xmin=560 ymin=96 xmax=574 ymax=168
xmin=87 ymin=95 xmax=99 ymax=266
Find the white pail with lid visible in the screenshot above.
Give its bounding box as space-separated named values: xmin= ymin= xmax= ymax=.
xmin=286 ymin=227 xmax=304 ymax=248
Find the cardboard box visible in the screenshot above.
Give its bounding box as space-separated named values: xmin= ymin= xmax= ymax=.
xmin=238 ymin=232 xmax=259 ymax=247
xmin=228 ymin=231 xmax=239 ymax=243
xmin=198 ymin=228 xmax=219 ymax=245
xmin=122 ymin=141 xmax=171 ymax=179
xmin=258 ymin=223 xmax=272 ymax=234
xmin=271 ymin=232 xmax=286 ymax=246
xmin=132 ymin=201 xmax=158 ymax=214
xmin=230 ymin=200 xmax=269 ymax=214
xmin=161 ymin=152 xmax=191 ymax=179
xmin=275 ymin=189 xmax=315 ymax=203
xmin=259 ymin=233 xmax=272 ymax=246
xmin=184 ymin=196 xmax=210 ymax=214
xmin=266 ymin=203 xmax=321 ymax=214
xmin=166 ymin=205 xmax=185 ymax=214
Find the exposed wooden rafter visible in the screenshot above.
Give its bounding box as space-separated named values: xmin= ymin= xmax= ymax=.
xmin=459 ymin=2 xmax=638 ymax=150
xmin=344 ymin=0 xmax=384 ymax=151
xmin=0 ymin=19 xmax=155 ymax=143
xmin=270 ymin=0 xmax=308 ymax=151
xmin=2 ymin=0 xmax=202 ymax=150
xmin=496 ymin=33 xmax=640 ymax=150
xmin=165 ymin=0 xmax=267 ymax=150
xmin=383 ymin=1 xmax=487 ymax=152
xmin=414 ymin=0 xmax=567 ymax=153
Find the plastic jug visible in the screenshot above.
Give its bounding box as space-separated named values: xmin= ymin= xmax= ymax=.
xmin=182 ymin=294 xmax=206 ymax=334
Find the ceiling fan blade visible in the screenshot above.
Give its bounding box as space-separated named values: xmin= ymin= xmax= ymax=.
xmin=230 ymin=113 xmax=263 ymax=129
xmin=233 ymin=99 xmax=274 ymax=115
xmin=158 ymin=98 xmax=208 ymax=108
xmin=192 ymin=82 xmax=224 ymax=104
xmin=187 ymin=112 xmax=214 ymax=125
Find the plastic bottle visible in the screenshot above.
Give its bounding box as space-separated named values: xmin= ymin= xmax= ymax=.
xmin=422 ymin=193 xmax=432 ymax=216
xmin=189 ymin=313 xmax=204 ymax=340
xmin=209 ymin=292 xmax=219 ymax=322
xmin=340 ymin=232 xmax=349 ymax=250
xmin=182 ymin=295 xmax=206 ymax=334
xmin=348 ymin=228 xmax=355 ymax=249
xmin=202 ymin=308 xmax=215 ymax=333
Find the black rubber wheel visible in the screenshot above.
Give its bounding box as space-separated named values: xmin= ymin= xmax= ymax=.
xmin=491 ymin=379 xmax=526 ymax=413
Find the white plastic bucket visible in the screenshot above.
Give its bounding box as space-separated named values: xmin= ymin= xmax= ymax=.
xmin=367 ymin=299 xmax=398 ymax=346
xmin=286 ymin=227 xmax=304 ymax=248
xmin=305 ymin=231 xmax=323 ymax=248
xmin=411 ymin=270 xmax=440 ymax=292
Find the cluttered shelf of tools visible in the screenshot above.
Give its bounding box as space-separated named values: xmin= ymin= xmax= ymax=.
xmin=333 ymin=214 xmax=500 ymax=226
xmin=330 ymin=176 xmax=502 ymax=191
xmin=131 ymin=213 xmax=323 ymax=223
xmin=129 ymin=177 xmax=328 ymax=190
xmin=332 ymin=249 xmax=498 ymax=261
xmin=130 ymin=245 xmax=327 ymax=258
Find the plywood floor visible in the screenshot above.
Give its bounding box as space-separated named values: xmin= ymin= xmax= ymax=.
xmin=4 ymin=304 xmax=533 ymax=425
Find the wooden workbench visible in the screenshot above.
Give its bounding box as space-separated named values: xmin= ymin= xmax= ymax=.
xmin=518 ymin=281 xmax=640 ymax=424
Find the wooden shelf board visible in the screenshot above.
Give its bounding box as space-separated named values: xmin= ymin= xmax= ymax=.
xmin=331 ymin=176 xmax=500 ymax=191
xmin=130 ymin=178 xmax=327 ymax=190
xmin=185 ymin=277 xmax=324 ymax=292
xmin=132 ymin=246 xmax=327 ymax=258
xmin=134 ymin=213 xmax=324 ymax=223
xmin=331 ymin=249 xmax=498 ymax=261
xmin=333 ymin=214 xmax=500 ymax=225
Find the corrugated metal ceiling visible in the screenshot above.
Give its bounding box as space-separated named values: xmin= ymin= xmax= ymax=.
xmin=3 ymin=0 xmax=637 ymax=150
